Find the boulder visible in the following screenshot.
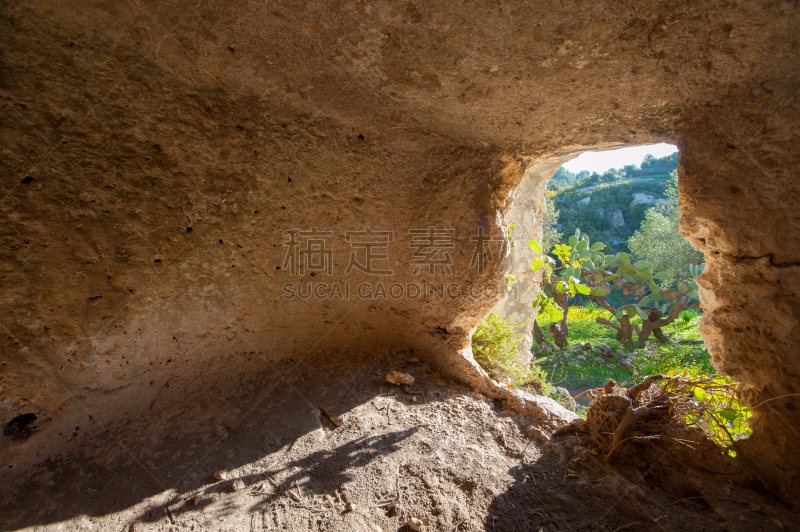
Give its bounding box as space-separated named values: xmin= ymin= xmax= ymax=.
xmin=609 ymin=209 xmax=626 ymax=227
xmin=631 ymin=193 xmax=657 ymax=205
xmin=386 ymin=372 xmax=415 ymax=386
xmin=552 ymin=387 xmax=577 ymax=412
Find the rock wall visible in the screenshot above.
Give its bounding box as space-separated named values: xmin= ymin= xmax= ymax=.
xmin=1 ymin=0 xmax=798 ymax=502
xmin=679 ymin=104 xmax=800 ymax=502
xmin=494 ymin=158 xmax=565 ymax=331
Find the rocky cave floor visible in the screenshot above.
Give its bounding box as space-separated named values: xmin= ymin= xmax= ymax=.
xmin=2 ymin=352 xmax=796 ymax=532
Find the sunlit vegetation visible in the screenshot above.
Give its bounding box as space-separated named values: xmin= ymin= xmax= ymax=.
xmin=471 ymin=312 xmax=550 ymax=393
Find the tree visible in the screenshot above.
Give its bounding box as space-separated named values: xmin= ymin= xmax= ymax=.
xmin=641 ymin=154 xmax=656 ymax=168
xmin=548 ymin=166 xmax=578 ymax=190
xmin=580 ymin=253 xmax=703 ymax=346
xmin=511 ymin=232 xmax=603 ymax=348
xmin=628 ymin=172 xmax=704 ymax=286
xmin=517 ymin=227 xmax=703 ymax=350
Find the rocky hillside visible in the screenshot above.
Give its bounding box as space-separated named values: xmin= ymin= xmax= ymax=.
xmin=550 ymin=153 xmax=678 ymax=252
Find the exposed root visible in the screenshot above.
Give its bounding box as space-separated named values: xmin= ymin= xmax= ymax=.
xmin=556 ymin=376 xmax=739 ymax=477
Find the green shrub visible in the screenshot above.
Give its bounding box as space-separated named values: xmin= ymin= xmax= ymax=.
xmin=471 ymin=312 xmax=550 ymax=393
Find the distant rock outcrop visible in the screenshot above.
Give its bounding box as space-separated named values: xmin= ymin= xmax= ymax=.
xmin=609 ymin=209 xmax=626 ymax=227
xmin=631 ymin=193 xmax=669 ymax=206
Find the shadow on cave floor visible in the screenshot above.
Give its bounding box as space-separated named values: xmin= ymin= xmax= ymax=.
xmin=0 ymin=350 xmax=431 ymax=531
xmin=485 ymin=430 xmax=797 ymax=532
xmin=2 ymin=350 xmax=794 ymax=532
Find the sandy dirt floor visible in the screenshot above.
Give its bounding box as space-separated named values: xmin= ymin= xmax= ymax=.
xmin=2 ymin=351 xmax=795 ymax=531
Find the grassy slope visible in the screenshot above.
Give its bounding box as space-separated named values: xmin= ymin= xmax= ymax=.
xmin=535 ymin=305 xmax=715 ymax=390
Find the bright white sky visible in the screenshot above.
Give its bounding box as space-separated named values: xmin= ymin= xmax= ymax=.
xmin=562 ymin=143 xmax=678 ymax=174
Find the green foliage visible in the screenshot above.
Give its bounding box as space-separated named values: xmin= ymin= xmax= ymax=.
xmin=578 ymin=243 xmax=703 ymax=346
xmin=519 ymin=226 xmax=702 ymax=348
xmin=633 ymin=152 xmax=678 ymax=177
xmin=536 ymin=231 xmax=602 ymax=297
xmin=536 ymin=306 xmax=714 ymax=388
xmin=471 ymin=312 xmax=550 ymax=392
xmin=628 ymin=172 xmax=704 ymax=286
xmin=548 ymin=166 xmax=579 ymax=190
xmin=555 ymin=182 xmax=657 ymax=252
xmin=522 ymin=231 xmax=605 ymax=338
xmin=680 ymin=309 xmax=698 ymax=323
xmin=535 ymin=308 xmax=752 ymax=451
xmin=536 ymin=152 xmax=751 ymax=449
xmin=687 ymin=377 xmax=752 ymax=453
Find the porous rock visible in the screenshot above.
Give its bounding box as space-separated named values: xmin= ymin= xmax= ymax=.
xmin=386 ymin=372 xmax=415 ymax=386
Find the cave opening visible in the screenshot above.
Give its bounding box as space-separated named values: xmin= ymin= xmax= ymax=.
xmin=488 ymin=143 xmax=755 ymax=452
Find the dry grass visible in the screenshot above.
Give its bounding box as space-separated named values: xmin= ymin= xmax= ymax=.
xmin=471 ymin=312 xmax=550 ymax=392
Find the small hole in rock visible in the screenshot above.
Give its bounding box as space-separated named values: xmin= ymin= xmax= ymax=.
xmin=3 ymin=413 xmax=38 ymax=441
